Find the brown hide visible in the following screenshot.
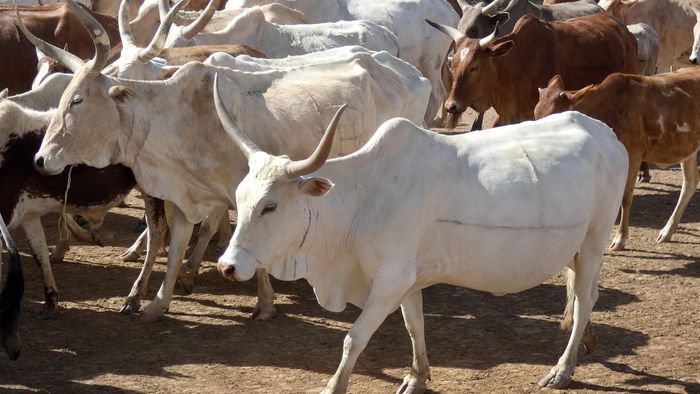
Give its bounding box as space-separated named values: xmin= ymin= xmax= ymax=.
xmin=445 ymin=13 xmax=638 ymax=126
xmin=0 ymin=3 xmax=120 ymax=95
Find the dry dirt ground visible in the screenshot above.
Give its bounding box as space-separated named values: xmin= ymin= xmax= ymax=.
xmin=0 ymin=113 xmax=699 ymax=393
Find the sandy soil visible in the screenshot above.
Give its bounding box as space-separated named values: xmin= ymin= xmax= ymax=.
xmin=0 ymin=116 xmax=698 ymax=393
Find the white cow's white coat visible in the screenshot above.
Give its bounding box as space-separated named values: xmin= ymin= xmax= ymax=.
xmin=218 ymin=111 xmax=629 ymax=392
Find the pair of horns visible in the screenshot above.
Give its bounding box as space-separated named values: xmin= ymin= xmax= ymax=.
xmin=119 ymin=0 xmax=188 ymax=63
xmin=14 ymin=0 xmax=110 ymax=73
xmin=481 ymin=0 xmax=507 ymax=15
xmin=213 ymin=74 xmax=347 ymax=178
xmin=158 ymin=0 xmax=221 ymax=40
xmin=426 ymin=19 xmax=500 ymax=48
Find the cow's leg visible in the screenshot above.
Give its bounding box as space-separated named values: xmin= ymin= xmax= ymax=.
xmin=216 ymin=211 xmax=232 ymax=249
xmin=397 ymin=290 xmax=430 ymax=394
xmin=178 ymin=206 xmax=227 ymax=294
xmin=322 ymin=275 xmax=414 ymax=394
xmin=121 ymin=229 xmax=148 ymax=262
xmin=121 ymin=196 xmax=165 ymax=315
xmin=470 ymin=111 xmax=484 ymax=131
xmin=22 ymin=218 xmax=59 ymax=319
xmin=539 ymin=243 xmax=602 ymax=389
xmin=657 ymin=153 xmax=699 ymax=243
xmin=138 ymin=205 xmax=193 ymax=323
xmin=637 ymin=162 xmax=651 ymax=183
xmin=610 ymin=154 xmax=641 ymax=251
xmin=252 ymin=268 xmax=276 ymax=320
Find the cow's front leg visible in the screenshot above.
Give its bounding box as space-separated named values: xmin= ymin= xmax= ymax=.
xmin=397 ymin=290 xmax=430 ymax=394
xmin=22 ymin=218 xmax=59 ymax=319
xmin=252 ymin=268 xmax=276 ymax=320
xmin=138 ymin=204 xmax=193 ymax=323
xmin=610 ymin=154 xmax=641 ymax=251
xmin=322 ymin=274 xmax=414 ymax=394
xmin=121 ymin=196 xmax=165 ymax=314
xmin=657 ymin=152 xmax=698 ymax=243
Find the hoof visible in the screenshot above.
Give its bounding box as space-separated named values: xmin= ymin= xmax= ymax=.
xmin=157 ymin=248 xmax=168 ymax=257
xmin=636 ymin=174 xmax=651 ymax=184
xmin=396 ymin=382 xmax=426 ymax=394
xmin=176 ymin=272 xmax=197 ymax=295
xmin=120 ymin=298 xmax=141 ymax=315
xmin=120 ymin=250 xmax=141 ymax=262
xmin=608 ymin=240 xmax=625 ymax=251
xmin=251 ymin=305 xmax=277 ymax=321
xmin=582 ymin=323 xmax=598 ymax=355
xmin=137 ymin=309 xmax=161 ymax=324
xmin=656 ymin=230 xmax=673 ymax=243
xmin=538 ymin=370 xmax=571 ymax=389
xmin=49 ymin=253 xmax=65 ymax=265
xmin=36 ymin=307 xmax=59 ymax=320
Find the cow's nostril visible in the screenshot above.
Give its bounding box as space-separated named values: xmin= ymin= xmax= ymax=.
xmin=223 ymin=265 xmax=235 ymax=278
xmin=446 ymin=104 xmax=459 ymax=114
xmin=34 ymin=156 xmax=45 ymax=170
xmin=692 ymin=58 xmax=698 ymax=64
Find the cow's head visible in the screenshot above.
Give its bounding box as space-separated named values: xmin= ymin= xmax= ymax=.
xmin=20 ymin=0 xmax=131 ymax=174
xmin=427 ymin=19 xmax=513 ymax=127
xmin=597 ymin=0 xmax=638 ymax=21
xmin=212 ymin=74 xmax=344 ymax=282
xmin=458 ymin=1 xmax=510 ymax=38
xmin=534 ymin=75 xmax=575 ymax=119
xmin=161 ymin=0 xmax=221 ymax=47
xmin=104 ymin=0 xmax=187 ymax=79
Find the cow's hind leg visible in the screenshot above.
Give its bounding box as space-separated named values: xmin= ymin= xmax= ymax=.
xmin=397 ymin=290 xmax=430 ymax=394
xmin=21 ymin=218 xmax=59 ymax=319
xmin=323 ymin=272 xmax=414 ymax=394
xmin=121 ymin=196 xmax=165 ymax=315
xmin=539 ymin=243 xmax=603 ymax=388
xmin=657 ymin=152 xmax=698 ymax=243
xmin=178 ymin=206 xmax=227 ymax=294
xmin=252 ymin=268 xmax=277 ymax=320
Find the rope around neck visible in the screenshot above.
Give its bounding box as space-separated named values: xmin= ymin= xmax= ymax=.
xmin=58 ymin=165 xmax=75 ymax=242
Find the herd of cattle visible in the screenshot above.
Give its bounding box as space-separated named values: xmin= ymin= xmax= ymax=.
xmin=0 ymin=0 xmax=698 ymax=392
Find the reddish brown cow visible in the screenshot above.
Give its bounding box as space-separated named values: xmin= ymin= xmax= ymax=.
xmin=0 ymin=3 xmax=120 ymax=94
xmin=429 ymin=13 xmax=638 ymax=128
xmin=535 ymin=70 xmax=700 ymax=251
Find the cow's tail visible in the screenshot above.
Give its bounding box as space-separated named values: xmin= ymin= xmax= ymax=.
xmin=0 ymin=214 xmax=23 ymax=360
xmin=560 ymin=254 xmax=578 ymax=331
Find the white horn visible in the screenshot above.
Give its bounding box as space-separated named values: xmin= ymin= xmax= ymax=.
xmin=479 ymin=22 xmax=500 ymax=48
xmin=425 ymin=19 xmax=465 ymax=43
xmin=481 ymin=0 xmax=506 ymax=15
xmin=138 ymin=0 xmax=190 ymax=62
xmin=213 ymin=73 xmax=261 ymax=160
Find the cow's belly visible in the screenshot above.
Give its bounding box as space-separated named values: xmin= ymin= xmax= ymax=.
xmin=416 ymin=222 xmax=587 ymax=295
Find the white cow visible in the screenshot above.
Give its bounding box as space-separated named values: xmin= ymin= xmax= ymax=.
xmin=164 ymin=7 xmax=401 ymax=60
xmin=215 ymin=105 xmax=629 ymax=393
xmin=32 ymin=5 xmax=431 ymax=322
xmin=599 ymin=0 xmax=700 ymax=70
xmin=224 ymin=0 xmax=459 ymax=125
xmin=628 ymin=23 xmax=659 ymax=75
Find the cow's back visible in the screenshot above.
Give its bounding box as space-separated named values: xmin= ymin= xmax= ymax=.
xmin=551 ymin=13 xmax=638 ymax=89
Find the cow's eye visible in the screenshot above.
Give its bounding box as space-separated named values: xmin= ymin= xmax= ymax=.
xmin=70 ymin=97 xmax=83 ymax=107
xmin=261 ymin=203 xmax=277 ymax=216
xmin=469 ymin=65 xmax=479 ymax=73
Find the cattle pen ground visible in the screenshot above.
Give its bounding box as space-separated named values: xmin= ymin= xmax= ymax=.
xmin=1 ymin=116 xmax=699 ymax=393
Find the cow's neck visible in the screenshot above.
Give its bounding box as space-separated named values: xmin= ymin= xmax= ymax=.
xmin=258 ymin=23 xmax=292 ymax=57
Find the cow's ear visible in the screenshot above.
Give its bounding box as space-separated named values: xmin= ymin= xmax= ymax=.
xmin=108 ymin=85 xmax=136 ymax=103
xmin=489 ymin=40 xmax=513 ymax=57
xmin=0 ymin=88 xmax=8 ymax=101
xmin=547 ymin=75 xmax=564 ymax=90
xmin=300 ymin=177 xmax=334 ymax=197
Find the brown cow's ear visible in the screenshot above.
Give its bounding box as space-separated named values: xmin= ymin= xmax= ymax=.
xmin=300 ymin=177 xmax=334 ymax=197
xmin=489 ymin=40 xmax=513 ymax=57
xmin=108 ymin=85 xmax=136 ymax=103
xmin=0 ymin=88 xmax=8 ymax=101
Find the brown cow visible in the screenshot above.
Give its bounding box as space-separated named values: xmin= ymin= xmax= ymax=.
xmin=428 ymin=12 xmax=638 ymax=128
xmin=0 ymin=2 xmax=120 ymax=94
xmin=535 ymin=70 xmax=700 ymax=251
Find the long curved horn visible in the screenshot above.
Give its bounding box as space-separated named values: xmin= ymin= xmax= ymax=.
xmin=62 ymin=0 xmax=110 ymax=72
xmin=14 ymin=4 xmax=85 ymax=73
xmin=285 ymin=104 xmax=347 ymax=179
xmin=213 ymin=73 xmax=261 ymax=159
xmin=425 ymin=19 xmax=465 ymax=43
xmin=138 ymin=0 xmax=190 ymax=62
xmin=481 ymin=0 xmax=506 ymax=15
xmin=479 ymin=21 xmax=499 ymax=48
xmin=158 ymin=0 xmax=170 ymax=22
xmin=118 ymin=0 xmax=137 ymax=49
xmin=180 ymin=0 xmax=221 ymax=40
